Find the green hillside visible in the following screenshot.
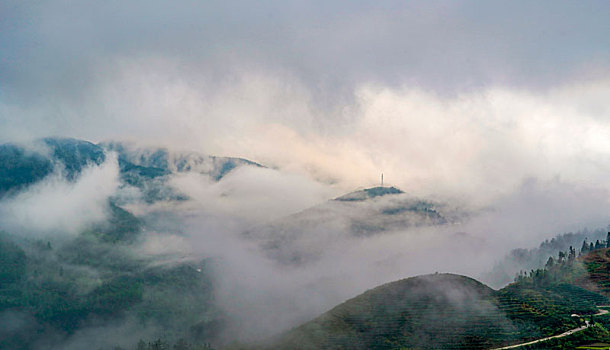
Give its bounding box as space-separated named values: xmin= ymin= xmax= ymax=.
xmin=271 ymin=274 xmax=511 ymax=349
xmin=335 ymin=186 xmax=404 ymax=201
xmin=268 ymin=272 xmax=609 ymax=350
xmin=0 ymin=138 xmax=263 ymax=203
xmin=0 ymin=138 xmax=105 ymax=197
xmin=6 ymin=138 xmax=610 ymax=349
xmin=574 ymin=248 xmax=610 ymax=296
xmin=0 ymin=208 xmax=222 ymax=350
xmin=245 ymin=186 xmax=464 ymax=266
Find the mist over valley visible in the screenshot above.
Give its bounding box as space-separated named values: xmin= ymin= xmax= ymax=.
xmin=3 ymin=1 xmax=610 ymax=348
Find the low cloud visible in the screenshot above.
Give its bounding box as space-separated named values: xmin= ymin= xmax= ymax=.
xmin=3 ymin=68 xmax=610 ymax=344
xmin=5 ymin=62 xmax=610 ymax=206
xmin=168 ymin=165 xmax=334 ymax=223
xmin=0 ymin=153 xmax=120 ymax=236
xmin=2 ymin=2 xmax=610 ymax=348
xmin=155 ymin=170 xmax=610 ymax=342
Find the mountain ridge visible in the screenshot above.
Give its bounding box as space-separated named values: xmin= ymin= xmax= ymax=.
xmin=0 ymin=137 xmax=263 ymax=202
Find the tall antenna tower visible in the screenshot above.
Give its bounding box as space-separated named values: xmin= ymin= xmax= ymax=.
xmin=381 ymin=173 xmax=383 ymax=187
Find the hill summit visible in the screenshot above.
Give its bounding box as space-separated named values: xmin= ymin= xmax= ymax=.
xmin=335 ymin=186 xmax=404 ymax=202
xmin=269 ymin=271 xmax=610 ymax=350
xmin=272 ymin=273 xmax=514 ymax=349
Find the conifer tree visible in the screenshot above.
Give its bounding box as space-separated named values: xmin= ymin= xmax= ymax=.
xmin=545 ymin=256 xmax=555 ymax=269
xmin=568 ymin=246 xmax=576 ymax=262
xmin=582 ymin=239 xmax=589 ymax=254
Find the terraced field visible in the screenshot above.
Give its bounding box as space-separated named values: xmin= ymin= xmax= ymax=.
xmin=266 ymin=273 xmax=609 ymax=350
xmin=577 ymin=249 xmax=610 ymax=296
xmin=270 ymin=274 xmax=511 ymax=349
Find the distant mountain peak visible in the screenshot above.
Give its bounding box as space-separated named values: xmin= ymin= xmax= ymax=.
xmin=334 ymin=186 xmax=404 ymax=202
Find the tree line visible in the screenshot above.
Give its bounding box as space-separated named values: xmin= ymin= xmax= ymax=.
xmin=514 ymin=232 xmax=610 ymax=286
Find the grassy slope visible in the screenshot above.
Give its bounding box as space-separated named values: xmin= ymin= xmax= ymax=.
xmin=267 ymin=270 xmax=610 ymax=350
xmin=271 ymin=274 xmax=507 ymax=350
xmin=573 ymin=248 xmax=610 ymax=296
xmin=0 ymin=211 xmax=220 ymax=349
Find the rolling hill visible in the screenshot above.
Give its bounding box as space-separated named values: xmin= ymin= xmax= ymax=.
xmin=244 ymin=186 xmax=468 ymax=265
xmin=0 ymin=138 xmax=266 ymax=349
xmin=266 ymin=271 xmax=609 ymax=350
xmin=6 ymin=137 xmax=610 ymax=349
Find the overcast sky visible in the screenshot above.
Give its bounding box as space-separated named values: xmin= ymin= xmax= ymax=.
xmin=2 ymin=1 xmax=609 ymax=96
xmin=2 ymin=0 xmax=610 ymax=197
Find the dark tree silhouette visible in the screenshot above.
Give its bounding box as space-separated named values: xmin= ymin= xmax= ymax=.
xmin=545 ymin=256 xmax=555 ymax=269
xmin=581 ymin=239 xmax=589 ymax=254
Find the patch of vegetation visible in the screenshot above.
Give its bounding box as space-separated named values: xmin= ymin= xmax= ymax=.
xmin=274 ymin=274 xmax=521 ymax=349
xmin=0 ymin=230 xmax=221 ymax=350
xmin=88 ymin=201 xmax=143 ymax=243
xmin=0 ymin=144 xmax=53 ymax=197
xmin=41 ymin=137 xmax=106 ymax=180
xmin=486 ymin=228 xmax=609 ymax=287
xmin=496 ymin=282 xmax=599 ymax=338
xmin=272 ymin=263 xmax=610 ymax=350
xmin=0 ymin=235 xmax=27 ymax=285
xmin=520 ymin=324 xmax=610 ymax=349
xmin=0 ymin=138 xmax=107 ymax=198
xmin=335 ymin=186 xmax=404 ymax=202
xmin=133 ymin=338 xmax=215 ymax=350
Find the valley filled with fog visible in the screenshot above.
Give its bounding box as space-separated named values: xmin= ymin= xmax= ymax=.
xmin=2 ymin=1 xmax=610 ymax=349
xmin=2 ymin=138 xmax=610 ymax=348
